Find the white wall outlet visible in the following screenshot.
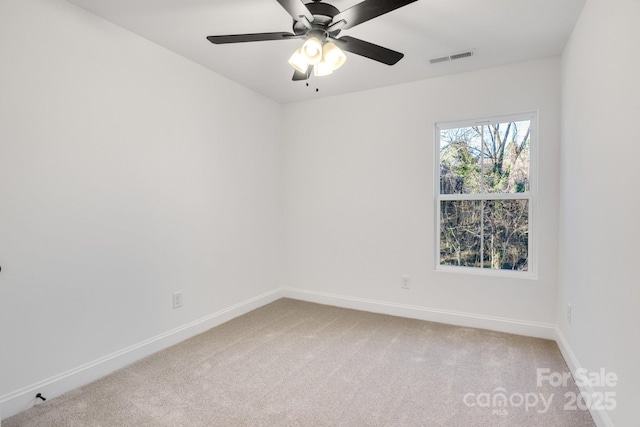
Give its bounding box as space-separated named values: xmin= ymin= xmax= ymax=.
xmin=401 ymin=276 xmax=410 ymax=290
xmin=567 ymin=303 xmax=572 ymax=324
xmin=173 ymin=292 xmax=183 ymax=309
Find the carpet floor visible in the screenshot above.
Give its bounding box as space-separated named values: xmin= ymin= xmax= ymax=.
xmin=4 ymin=298 xmax=595 ymax=426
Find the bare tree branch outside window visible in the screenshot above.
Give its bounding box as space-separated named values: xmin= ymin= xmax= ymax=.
xmin=438 ymin=118 xmax=532 ymax=271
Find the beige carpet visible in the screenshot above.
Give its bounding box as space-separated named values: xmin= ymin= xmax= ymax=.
xmin=4 ymin=298 xmax=594 ymax=426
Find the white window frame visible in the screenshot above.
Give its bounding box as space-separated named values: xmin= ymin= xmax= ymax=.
xmin=434 ymin=112 xmax=538 ymax=279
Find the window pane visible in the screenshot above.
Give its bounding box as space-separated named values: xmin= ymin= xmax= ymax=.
xmin=440 ymin=200 xmax=481 ymax=267
xmin=481 ymin=121 xmax=531 ymax=194
xmin=482 ymin=200 xmax=529 ymax=271
xmin=439 ymin=127 xmax=482 ymax=194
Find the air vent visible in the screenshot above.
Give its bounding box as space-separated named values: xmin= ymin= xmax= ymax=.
xmin=429 ymin=49 xmax=475 ymax=64
xmin=429 ymin=56 xmax=450 ymax=64
xmin=450 ymin=51 xmax=474 ymax=60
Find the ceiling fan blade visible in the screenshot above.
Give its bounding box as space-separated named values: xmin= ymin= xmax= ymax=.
xmin=207 ymin=32 xmax=295 ymax=44
xmin=332 ymin=0 xmax=418 ymax=30
xmin=334 ymin=36 xmax=404 ymax=65
xmin=276 ymin=0 xmax=314 ymax=22
xmin=292 ymin=66 xmax=313 ymax=81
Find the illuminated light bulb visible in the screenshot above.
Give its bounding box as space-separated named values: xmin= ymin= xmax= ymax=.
xmin=301 ymin=37 xmax=323 ymax=64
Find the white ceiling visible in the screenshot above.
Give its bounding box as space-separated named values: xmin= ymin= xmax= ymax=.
xmin=65 ymin=0 xmax=586 ymax=104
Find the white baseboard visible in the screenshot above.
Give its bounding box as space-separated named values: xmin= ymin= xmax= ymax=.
xmin=282 ymin=287 xmax=557 ymax=340
xmin=554 ymin=328 xmax=614 ymax=427
xmin=0 ymin=288 xmax=282 ymax=421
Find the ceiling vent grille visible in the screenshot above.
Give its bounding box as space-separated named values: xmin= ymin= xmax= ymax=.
xmin=429 ymin=55 xmax=450 ymax=64
xmin=429 ymin=49 xmax=475 ymax=64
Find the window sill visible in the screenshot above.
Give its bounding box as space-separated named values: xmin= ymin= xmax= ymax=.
xmin=435 ymin=264 xmax=538 ymax=280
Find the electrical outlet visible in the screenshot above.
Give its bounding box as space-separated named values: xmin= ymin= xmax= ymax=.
xmin=401 ymin=276 xmax=410 ymax=290
xmin=173 ymin=292 xmax=183 ymax=309
xmin=567 ymin=303 xmax=572 ymax=324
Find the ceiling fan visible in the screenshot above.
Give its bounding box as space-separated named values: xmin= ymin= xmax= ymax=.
xmin=207 ymin=0 xmax=418 ymax=80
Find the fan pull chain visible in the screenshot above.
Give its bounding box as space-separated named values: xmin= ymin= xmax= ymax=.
xmin=306 ymin=82 xmax=320 ymax=92
xmin=305 ymin=74 xmax=320 ymax=93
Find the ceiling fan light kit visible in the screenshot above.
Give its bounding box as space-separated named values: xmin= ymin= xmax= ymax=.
xmin=288 ymin=37 xmax=346 ymax=76
xmin=207 ymin=0 xmax=418 ymax=81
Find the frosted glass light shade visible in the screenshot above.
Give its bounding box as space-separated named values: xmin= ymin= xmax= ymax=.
xmin=314 ymin=61 xmax=334 ymax=77
xmin=301 ymin=37 xmax=323 ymax=64
xmin=322 ymin=42 xmax=346 ymax=70
xmin=288 ymin=48 xmax=309 ymax=73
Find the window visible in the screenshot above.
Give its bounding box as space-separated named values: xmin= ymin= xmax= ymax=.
xmin=435 ymin=113 xmax=536 ymax=277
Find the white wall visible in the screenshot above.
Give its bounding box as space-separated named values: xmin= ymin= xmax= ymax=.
xmin=0 ymin=0 xmax=282 ymax=415
xmin=282 ymin=58 xmax=562 ymax=328
xmin=559 ymin=0 xmax=640 ymax=425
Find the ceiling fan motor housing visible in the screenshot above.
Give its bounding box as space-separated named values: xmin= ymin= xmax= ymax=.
xmin=293 ymin=2 xmax=342 ymax=40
